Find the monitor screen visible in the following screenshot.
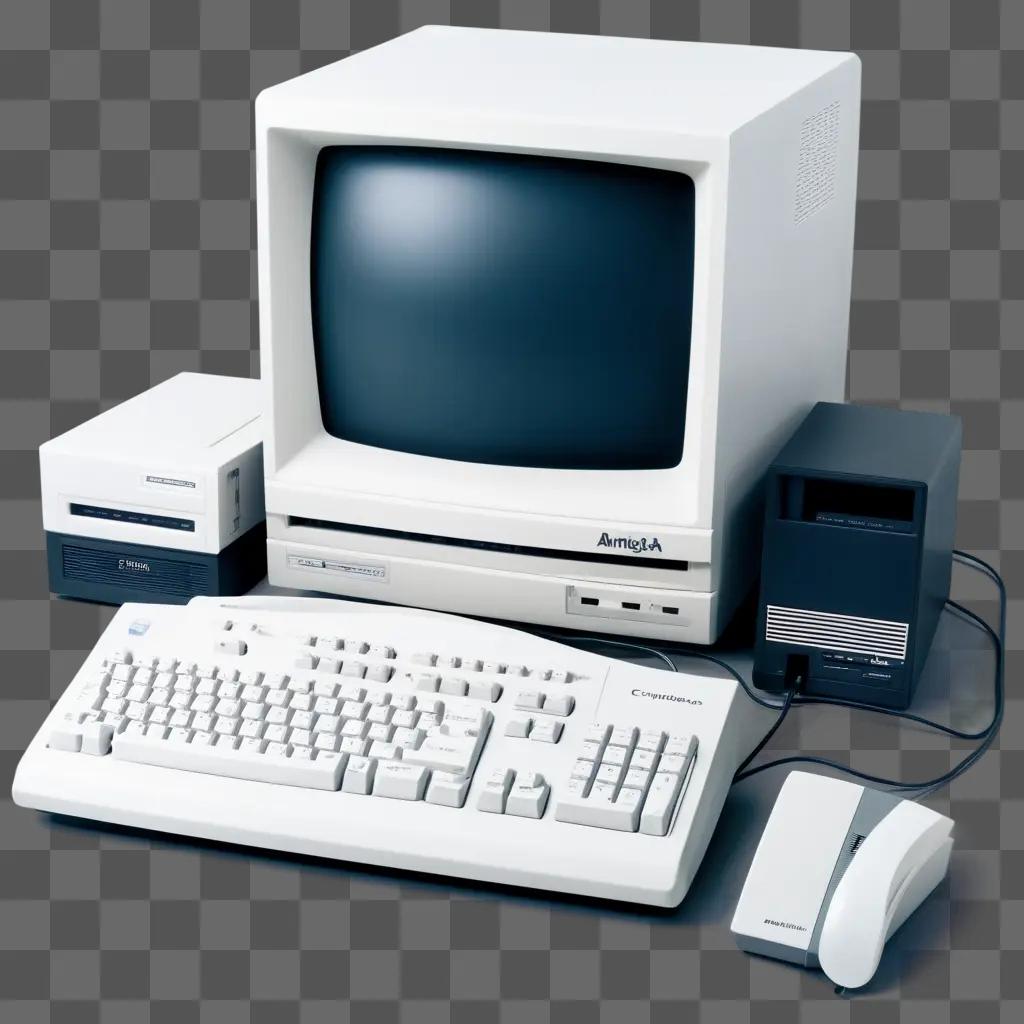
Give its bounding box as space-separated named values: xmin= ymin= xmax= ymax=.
xmin=310 ymin=146 xmax=695 ymax=470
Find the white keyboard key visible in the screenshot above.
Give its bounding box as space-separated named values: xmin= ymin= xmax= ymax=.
xmin=240 ymin=671 xmax=265 ymax=686
xmin=571 ymin=757 xmax=596 ymax=782
xmin=467 ymin=680 xmax=502 ymax=702
xmin=315 ymin=696 xmax=339 ymax=716
xmin=369 ymin=645 xmax=395 ymax=660
xmin=149 ymin=706 xmax=172 ymax=727
xmin=242 ymin=685 xmax=267 ymax=703
xmin=318 ymin=656 xmax=341 ymax=674
xmin=126 ymin=683 xmax=151 ymax=703
xmin=290 ymin=729 xmax=312 ymax=747
xmin=637 ymin=730 xmax=666 ymax=752
xmin=658 ymin=754 xmax=688 ymax=775
xmin=639 ymin=771 xmax=684 ymax=837
xmin=316 ymin=636 xmax=341 ymax=651
xmin=585 ymin=723 xmax=610 ymax=744
xmin=266 ymin=689 xmax=289 ymax=708
xmin=610 ymin=726 xmax=638 ymax=748
xmin=342 ymin=756 xmax=376 ymax=794
xmin=482 ymin=661 xmax=505 ymax=675
xmin=416 ymin=674 xmax=440 ymax=693
xmin=441 ymin=706 xmax=490 ymax=736
xmin=49 ymin=722 xmax=82 ymax=752
xmin=288 ymin=678 xmax=313 ymax=694
xmin=264 ymin=724 xmax=288 ymax=744
xmin=112 ymin=663 xmax=135 ymax=682
xmin=170 ymin=710 xmax=193 ymax=729
xmin=338 ymin=682 xmax=366 ymax=702
xmin=390 ymin=693 xmax=415 ymax=711
xmin=153 ymin=689 xmax=174 ymax=708
xmin=242 ymin=702 xmax=266 ymax=721
xmin=404 ymin=724 xmax=487 ymax=777
xmin=341 ymin=662 xmax=366 ymax=679
xmin=265 ymin=742 xmax=290 ymax=758
xmin=218 ymin=682 xmax=241 ymax=700
xmin=290 ymin=693 xmax=313 ymax=713
xmin=341 ymin=700 xmax=367 ymax=720
xmin=102 ymin=698 xmax=127 ymax=716
xmin=548 ymin=670 xmax=571 ymax=685
xmin=415 ymin=696 xmax=443 ymax=715
xmin=295 ymin=653 xmax=318 ymax=670
xmin=190 ymin=731 xmax=214 ymax=747
xmin=214 ymin=716 xmax=239 ymax=736
xmin=265 ymin=673 xmax=288 ymax=689
xmin=341 ymin=719 xmax=368 ymax=738
xmin=369 ymin=741 xmax=401 ymax=760
xmin=373 ymin=761 xmax=429 ymax=801
xmin=410 ymin=652 xmax=437 ymax=667
xmin=460 ymin=658 xmax=482 ymax=672
xmin=239 ymin=737 xmax=266 ymax=754
xmin=555 ymin=786 xmax=642 ymax=832
xmin=126 ymin=701 xmax=150 ymax=722
xmin=477 ymin=768 xmax=514 ymax=813
xmin=366 ymin=664 xmax=393 ymax=683
xmin=315 ymin=733 xmax=339 ymax=752
xmin=215 ymin=699 xmax=241 ymax=718
xmin=191 ymin=694 xmax=215 ymax=714
xmin=623 ymin=768 xmax=651 ymax=790
xmin=291 ymin=710 xmax=314 ymax=730
xmin=663 ymin=735 xmax=697 ymax=760
xmin=529 ymin=719 xmax=563 ymax=744
xmin=315 ymin=715 xmax=342 ymax=735
xmin=339 ymin=737 xmax=369 ymax=756
xmin=505 ymin=665 xmax=527 ymax=678
xmin=168 ymin=728 xmax=193 ymax=744
xmin=579 ymin=740 xmax=604 ymax=762
xmin=146 ymin=724 xmax=168 ymax=740
xmin=392 ymin=727 xmax=423 ymax=749
xmin=366 ymin=704 xmax=393 ymax=725
xmin=542 ymin=693 xmax=574 ymax=717
xmin=196 ymin=679 xmax=218 ymax=696
xmin=367 ymin=723 xmax=393 ymax=743
xmin=216 ymin=638 xmax=247 ymax=656
xmin=113 ymin=731 xmax=347 ymax=790
xmin=192 ymin=712 xmax=214 ymax=732
xmin=439 ymin=678 xmax=467 ymax=697
xmin=506 ymin=775 xmax=550 ymax=819
xmin=439 ymin=655 xmax=460 ymax=670
xmin=239 ymin=719 xmax=265 ymax=740
xmin=265 ymin=705 xmax=291 ymax=727
xmin=629 ymin=749 xmax=657 ymax=772
xmin=156 ymin=656 xmax=177 ymax=673
xmin=602 ymin=745 xmax=629 ymax=767
xmin=595 ymin=763 xmax=623 ymax=786
xmin=392 ymin=709 xmax=420 ymax=729
xmin=514 ymin=691 xmax=544 ymax=710
xmin=504 ymin=717 xmax=532 ymax=738
xmin=367 ymin=689 xmax=391 ymax=706
xmin=425 ymin=772 xmax=470 ymax=808
xmin=344 ymin=639 xmax=369 ymax=654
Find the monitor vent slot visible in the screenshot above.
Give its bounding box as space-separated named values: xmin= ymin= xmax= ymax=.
xmin=766 ymin=605 xmax=909 ymax=660
xmin=62 ymin=544 xmax=211 ymax=599
xmin=795 ymin=101 xmax=839 ymax=223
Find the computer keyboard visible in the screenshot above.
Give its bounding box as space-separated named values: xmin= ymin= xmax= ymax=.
xmin=13 ymin=595 xmax=767 ymax=906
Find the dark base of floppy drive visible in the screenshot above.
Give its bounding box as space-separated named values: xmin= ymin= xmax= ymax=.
xmin=46 ymin=525 xmax=267 ymax=606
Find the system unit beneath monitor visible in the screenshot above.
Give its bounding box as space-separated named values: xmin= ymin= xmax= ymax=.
xmin=256 ymin=27 xmax=861 ymax=643
xmin=753 ymin=403 xmax=962 ymax=709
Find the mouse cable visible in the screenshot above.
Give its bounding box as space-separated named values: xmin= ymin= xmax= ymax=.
xmin=732 ymin=549 xmax=1005 ymax=793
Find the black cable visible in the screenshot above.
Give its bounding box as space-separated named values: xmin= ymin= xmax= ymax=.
xmin=735 ymin=682 xmax=798 ymax=776
xmin=733 ymin=550 xmax=1005 ymax=792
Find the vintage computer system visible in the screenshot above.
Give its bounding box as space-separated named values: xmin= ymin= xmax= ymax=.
xmin=255 ymin=26 xmax=861 ymax=644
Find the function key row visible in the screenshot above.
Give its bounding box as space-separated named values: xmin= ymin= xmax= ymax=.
xmin=409 ymin=652 xmax=573 ymax=685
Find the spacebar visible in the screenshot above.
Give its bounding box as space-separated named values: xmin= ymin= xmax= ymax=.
xmin=111 ymin=734 xmax=345 ymax=791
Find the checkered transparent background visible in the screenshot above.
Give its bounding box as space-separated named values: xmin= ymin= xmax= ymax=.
xmin=1 ymin=1 xmax=1022 ymax=1019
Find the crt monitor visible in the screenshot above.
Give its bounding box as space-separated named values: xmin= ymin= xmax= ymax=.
xmin=310 ymin=145 xmax=695 ymax=472
xmin=255 ymin=26 xmax=861 ymax=644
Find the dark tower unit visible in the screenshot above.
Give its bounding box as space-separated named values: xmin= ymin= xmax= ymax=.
xmin=753 ymin=402 xmax=962 ymax=710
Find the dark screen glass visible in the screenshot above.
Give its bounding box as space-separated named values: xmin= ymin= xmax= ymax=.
xmin=310 ymin=146 xmax=695 ymax=470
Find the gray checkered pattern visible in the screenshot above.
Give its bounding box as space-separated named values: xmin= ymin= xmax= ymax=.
xmin=1 ymin=0 xmax=1022 ymax=1018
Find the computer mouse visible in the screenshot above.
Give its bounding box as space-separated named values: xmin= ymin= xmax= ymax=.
xmin=731 ymin=771 xmax=953 ymax=990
